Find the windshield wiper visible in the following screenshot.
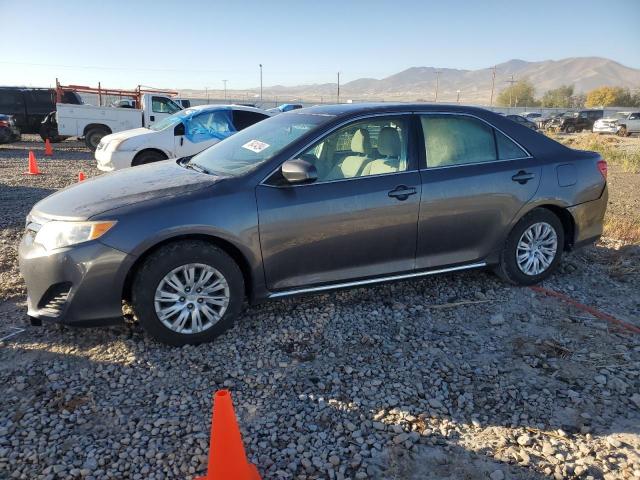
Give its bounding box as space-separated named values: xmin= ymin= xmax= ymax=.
xmin=184 ymin=162 xmax=211 ymax=175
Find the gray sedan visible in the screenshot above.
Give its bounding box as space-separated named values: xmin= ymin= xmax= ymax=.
xmin=19 ymin=104 xmax=608 ymax=345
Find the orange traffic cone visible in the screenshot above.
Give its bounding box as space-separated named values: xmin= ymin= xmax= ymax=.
xmin=196 ymin=390 xmax=261 ymax=480
xmin=44 ymin=139 xmax=53 ymax=156
xmin=23 ymin=151 xmax=42 ymax=175
xmin=78 ymin=172 xmax=86 ymax=182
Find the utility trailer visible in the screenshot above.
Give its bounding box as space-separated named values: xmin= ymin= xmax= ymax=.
xmin=46 ymin=80 xmax=182 ymax=150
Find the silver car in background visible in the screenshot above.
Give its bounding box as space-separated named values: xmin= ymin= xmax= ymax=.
xmin=593 ymin=111 xmax=640 ymax=136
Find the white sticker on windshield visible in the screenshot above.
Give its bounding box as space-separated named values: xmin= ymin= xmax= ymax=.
xmin=242 ymin=140 xmax=270 ymax=153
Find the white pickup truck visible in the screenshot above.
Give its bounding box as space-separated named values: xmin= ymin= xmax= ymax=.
xmin=55 ymin=94 xmax=182 ymax=150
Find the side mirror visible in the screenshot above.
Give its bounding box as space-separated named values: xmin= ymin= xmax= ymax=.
xmin=174 ymin=122 xmax=185 ymax=136
xmin=281 ymin=158 xmax=318 ymax=184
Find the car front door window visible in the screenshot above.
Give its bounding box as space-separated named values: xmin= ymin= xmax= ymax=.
xmin=296 ymin=117 xmax=409 ymax=183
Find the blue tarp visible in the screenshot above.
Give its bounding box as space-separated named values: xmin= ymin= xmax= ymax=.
xmin=183 ymin=108 xmax=237 ymax=143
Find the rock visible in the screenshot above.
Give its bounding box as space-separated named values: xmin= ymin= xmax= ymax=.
xmin=489 ymin=314 xmax=504 ymax=326
xmin=490 ymin=470 xmax=505 ymax=480
xmin=517 ymin=434 xmax=533 ymax=446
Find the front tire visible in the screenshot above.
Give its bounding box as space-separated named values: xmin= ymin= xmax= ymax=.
xmin=132 ymin=241 xmax=244 ymax=346
xmin=132 ymin=150 xmax=167 ymax=167
xmin=618 ymin=126 xmax=629 ymax=137
xmin=496 ymin=209 xmax=564 ymax=286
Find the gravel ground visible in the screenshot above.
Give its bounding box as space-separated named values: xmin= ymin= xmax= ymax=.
xmin=1 ymin=136 xmax=639 ymax=480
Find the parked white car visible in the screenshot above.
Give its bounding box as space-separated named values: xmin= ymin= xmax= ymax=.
xmin=95 ymin=105 xmax=271 ymax=171
xmin=593 ymin=111 xmax=640 ymax=136
xmin=57 ymin=94 xmax=183 ymax=150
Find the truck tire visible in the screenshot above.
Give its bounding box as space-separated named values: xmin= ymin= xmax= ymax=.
xmin=84 ymin=127 xmax=110 ymax=150
xmin=565 ymin=125 xmax=575 ymax=133
xmin=132 ymin=150 xmax=168 ymax=167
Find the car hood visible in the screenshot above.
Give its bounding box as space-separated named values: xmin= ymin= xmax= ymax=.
xmin=31 ymin=160 xmax=221 ymax=221
xmin=101 ymin=127 xmax=160 ymax=149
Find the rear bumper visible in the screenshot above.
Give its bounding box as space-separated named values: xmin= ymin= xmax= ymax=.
xmin=18 ymin=234 xmax=135 ymax=326
xmin=568 ymin=185 xmax=608 ymax=248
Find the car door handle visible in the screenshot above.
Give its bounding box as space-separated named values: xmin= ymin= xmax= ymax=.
xmin=388 ymin=185 xmax=417 ymax=200
xmin=512 ymin=171 xmax=536 ymax=184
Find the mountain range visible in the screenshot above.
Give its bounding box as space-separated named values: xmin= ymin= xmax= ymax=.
xmin=180 ymin=57 xmax=640 ymax=104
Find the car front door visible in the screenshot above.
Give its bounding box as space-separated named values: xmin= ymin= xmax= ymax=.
xmin=256 ymin=115 xmax=421 ymax=291
xmin=627 ymin=113 xmax=640 ymax=133
xmin=415 ymin=113 xmax=541 ymax=269
xmin=174 ymin=110 xmax=235 ymax=158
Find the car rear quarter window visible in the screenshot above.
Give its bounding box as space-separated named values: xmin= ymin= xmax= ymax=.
xmin=421 ymin=115 xmax=496 ymax=168
xmin=495 ymin=130 xmax=528 ymax=160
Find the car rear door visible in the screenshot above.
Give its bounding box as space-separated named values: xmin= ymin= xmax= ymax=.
xmin=415 ymin=113 xmax=541 ymax=269
xmin=256 ymin=114 xmax=421 ymax=291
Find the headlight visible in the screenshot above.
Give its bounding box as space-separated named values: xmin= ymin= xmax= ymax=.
xmin=34 ymin=221 xmax=116 ymax=251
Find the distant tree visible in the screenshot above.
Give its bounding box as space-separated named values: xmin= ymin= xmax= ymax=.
xmin=496 ymin=80 xmax=539 ymax=107
xmin=585 ymin=86 xmax=636 ymax=107
xmin=541 ymin=85 xmax=574 ymax=108
xmin=632 ymin=89 xmax=640 ymax=107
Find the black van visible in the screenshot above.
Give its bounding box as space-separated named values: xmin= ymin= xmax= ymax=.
xmin=0 ymin=87 xmax=82 ymax=138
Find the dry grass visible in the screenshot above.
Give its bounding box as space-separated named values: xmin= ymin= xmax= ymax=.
xmin=549 ymin=133 xmax=640 ymax=173
xmin=604 ymin=215 xmax=640 ymax=244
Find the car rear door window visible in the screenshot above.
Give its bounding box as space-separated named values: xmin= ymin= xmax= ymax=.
xmin=232 ymin=110 xmax=270 ymax=130
xmin=495 ymin=130 xmax=528 ymax=160
xmin=420 ymin=115 xmax=496 ymax=168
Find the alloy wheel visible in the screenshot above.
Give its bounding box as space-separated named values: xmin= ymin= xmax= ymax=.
xmin=516 ymin=222 xmax=558 ymax=276
xmin=154 ymin=263 xmax=230 ymax=334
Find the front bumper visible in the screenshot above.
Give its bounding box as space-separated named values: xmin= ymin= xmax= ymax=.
xmin=95 ymin=148 xmax=135 ymax=172
xmin=568 ymin=185 xmax=608 ymax=248
xmin=593 ymin=125 xmax=619 ymax=134
xmin=18 ymin=234 xmax=135 ymax=326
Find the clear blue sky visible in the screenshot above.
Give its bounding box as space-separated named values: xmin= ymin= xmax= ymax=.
xmin=1 ymin=0 xmax=638 ymax=90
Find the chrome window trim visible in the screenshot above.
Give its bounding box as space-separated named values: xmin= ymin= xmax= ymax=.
xmin=259 ymin=111 xmax=414 ymax=187
xmin=268 ymin=262 xmax=486 ymax=298
xmin=417 ymin=111 xmax=533 ymax=170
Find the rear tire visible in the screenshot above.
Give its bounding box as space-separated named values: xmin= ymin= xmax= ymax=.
xmin=131 ymin=241 xmax=244 ymax=346
xmin=132 ymin=150 xmax=168 ymax=166
xmin=84 ymin=127 xmax=110 ymax=150
xmin=495 ymin=208 xmax=564 ymax=286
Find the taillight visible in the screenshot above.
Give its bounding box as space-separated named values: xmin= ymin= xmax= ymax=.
xmin=597 ymin=159 xmax=607 ymax=180
xmin=0 ymin=120 xmax=9 ymax=128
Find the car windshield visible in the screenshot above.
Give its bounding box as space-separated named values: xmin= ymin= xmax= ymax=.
xmin=187 ymin=113 xmax=330 ymax=176
xmin=149 ymin=108 xmax=200 ymax=131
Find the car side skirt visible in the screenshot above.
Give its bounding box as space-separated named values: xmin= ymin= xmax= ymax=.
xmin=268 ymin=262 xmax=487 ymax=299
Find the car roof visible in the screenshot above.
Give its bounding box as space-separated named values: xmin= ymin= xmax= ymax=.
xmin=183 ymin=104 xmax=271 ymax=115
xmin=288 ymin=102 xmax=502 ymax=119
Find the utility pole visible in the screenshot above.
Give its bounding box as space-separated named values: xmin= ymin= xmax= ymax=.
xmin=489 ymin=66 xmax=496 ymax=106
xmin=337 ymin=72 xmax=341 ymax=104
xmin=434 ymin=70 xmax=441 ymax=102
xmin=222 ymin=80 xmax=227 ymax=101
xmin=506 ymin=74 xmax=516 ymax=108
xmin=456 ymin=89 xmax=461 ymax=104
xmin=205 ymin=86 xmax=209 ymax=104
xmin=259 ymin=64 xmax=263 ymax=102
